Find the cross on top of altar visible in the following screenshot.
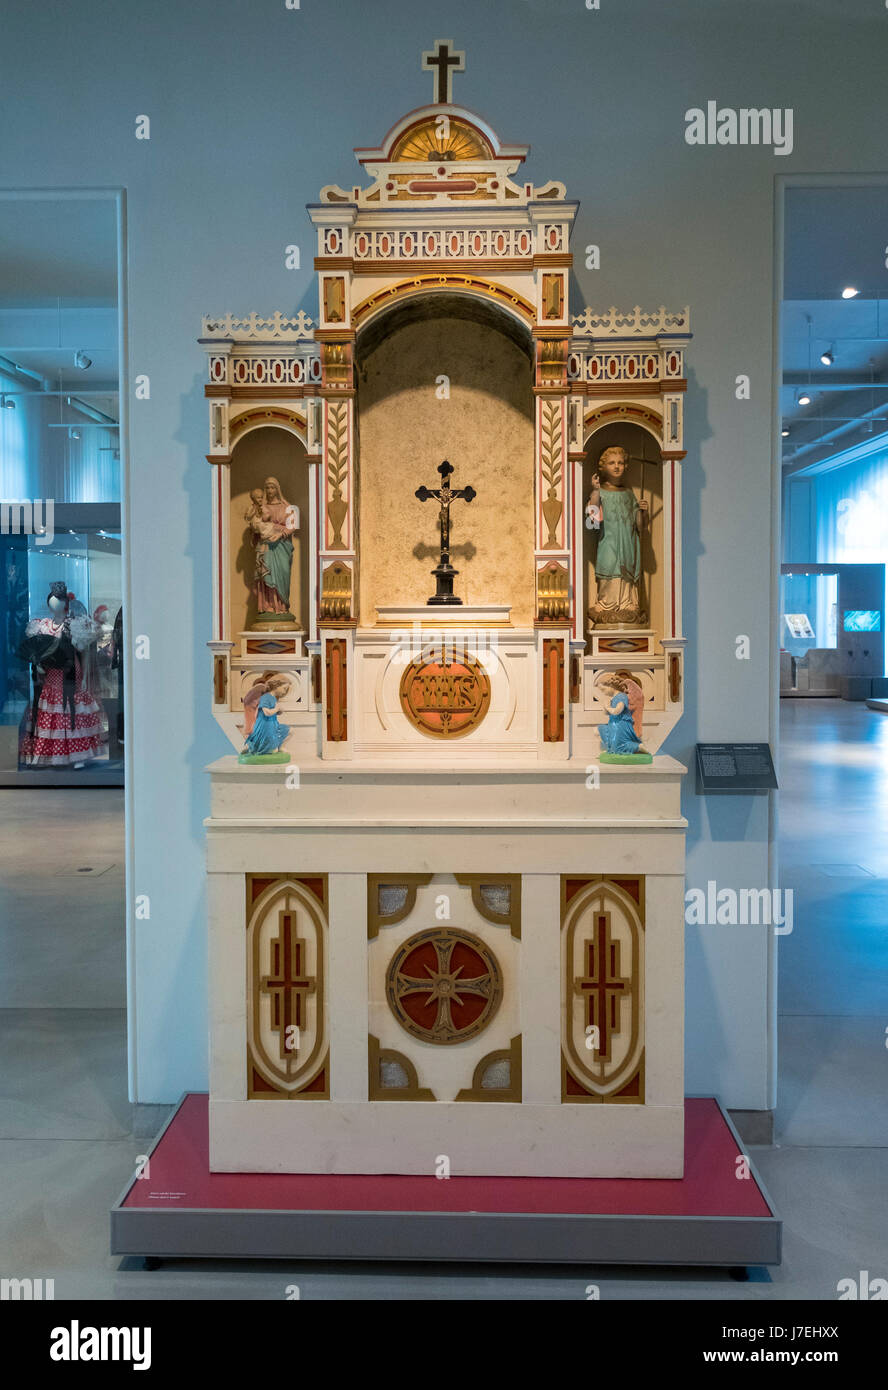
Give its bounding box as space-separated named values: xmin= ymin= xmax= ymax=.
xmin=422 ymin=39 xmax=465 ymax=104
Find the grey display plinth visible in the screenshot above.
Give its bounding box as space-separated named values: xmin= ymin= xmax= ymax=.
xmin=111 ymin=1095 xmax=781 ymax=1270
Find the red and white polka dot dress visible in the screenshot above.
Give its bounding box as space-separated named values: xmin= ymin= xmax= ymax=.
xmin=19 ymin=620 xmax=103 ymax=767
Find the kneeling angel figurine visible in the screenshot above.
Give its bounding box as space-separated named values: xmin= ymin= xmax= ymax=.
xmin=598 ymin=674 xmax=651 ymax=762
xmin=239 ymin=672 xmax=291 ymax=762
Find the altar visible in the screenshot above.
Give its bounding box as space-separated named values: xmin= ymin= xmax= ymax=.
xmin=200 ymin=43 xmax=691 ymax=1179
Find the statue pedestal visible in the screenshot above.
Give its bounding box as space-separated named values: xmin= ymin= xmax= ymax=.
xmin=206 ymin=753 xmax=687 ymax=1178
xmin=240 ymin=629 xmax=306 ymax=657
xmin=586 ymin=626 xmax=655 ymax=656
xmin=251 ymin=617 xmax=302 ymax=634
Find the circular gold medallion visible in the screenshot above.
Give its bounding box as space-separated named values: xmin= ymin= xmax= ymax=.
xmin=385 ymin=927 xmax=502 ymax=1046
xmin=399 ymin=648 xmax=491 ymax=738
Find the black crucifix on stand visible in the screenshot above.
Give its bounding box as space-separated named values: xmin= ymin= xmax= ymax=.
xmin=415 ymin=460 xmax=476 ymax=606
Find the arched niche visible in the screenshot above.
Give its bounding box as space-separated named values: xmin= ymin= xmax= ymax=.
xmin=355 ymin=293 xmax=535 ymax=625
xmin=229 ymin=426 xmax=312 ymax=635
xmin=581 ymin=421 xmax=664 ymax=639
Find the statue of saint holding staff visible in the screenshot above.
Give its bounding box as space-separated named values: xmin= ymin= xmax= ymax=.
xmin=585 ymin=445 xmax=649 ymax=627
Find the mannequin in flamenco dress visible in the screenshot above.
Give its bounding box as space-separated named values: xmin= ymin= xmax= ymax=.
xmin=18 ymin=582 xmax=103 ymax=768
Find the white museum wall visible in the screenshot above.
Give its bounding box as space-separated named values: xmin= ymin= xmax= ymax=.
xmin=3 ymin=0 xmax=885 ymax=1107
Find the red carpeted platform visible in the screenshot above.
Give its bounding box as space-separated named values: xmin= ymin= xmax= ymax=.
xmin=111 ymin=1095 xmax=780 ymax=1268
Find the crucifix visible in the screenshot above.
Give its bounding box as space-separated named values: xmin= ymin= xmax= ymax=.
xmin=415 ymin=459 xmax=476 ymax=606
xmin=422 ymin=39 xmax=465 ymax=104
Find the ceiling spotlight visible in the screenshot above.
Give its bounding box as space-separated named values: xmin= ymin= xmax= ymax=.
xmin=781 ymin=427 xmax=790 ymax=437
xmin=74 ymin=350 xmax=92 ymax=370
xmin=797 ymin=391 xmax=811 ymax=406
xmin=841 ymin=287 xmax=859 ymax=299
xmin=820 ymin=347 xmax=834 ymax=366
xmin=68 ymin=427 xmax=80 ymax=440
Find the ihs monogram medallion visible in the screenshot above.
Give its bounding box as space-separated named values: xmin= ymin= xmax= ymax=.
xmin=399 ymin=648 xmax=491 ymax=738
xmin=385 ymin=927 xmax=502 ymax=1045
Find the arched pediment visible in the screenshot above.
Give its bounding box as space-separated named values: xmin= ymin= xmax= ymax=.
xmin=355 ymin=104 xmax=528 ymax=168
xmin=584 ymin=404 xmax=664 ymax=451
xmin=229 ymin=408 xmax=308 ymax=449
xmin=354 ymin=288 xmax=534 ymax=362
xmin=352 ymin=275 xmax=536 ymax=339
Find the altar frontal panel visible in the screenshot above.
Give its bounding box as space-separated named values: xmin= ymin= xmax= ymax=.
xmin=368 ymin=873 xmax=522 ymax=1102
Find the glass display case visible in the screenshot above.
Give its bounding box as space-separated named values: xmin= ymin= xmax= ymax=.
xmin=780 ymin=570 xmax=837 ymax=660
xmin=0 ymin=509 xmax=123 ymax=784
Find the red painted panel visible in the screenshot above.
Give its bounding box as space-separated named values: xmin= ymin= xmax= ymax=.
xmin=543 ymin=638 xmax=565 ymax=742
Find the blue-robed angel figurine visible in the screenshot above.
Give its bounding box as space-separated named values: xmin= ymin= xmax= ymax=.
xmin=240 ymin=676 xmax=291 ymax=761
xmin=598 ymin=675 xmax=649 ymax=759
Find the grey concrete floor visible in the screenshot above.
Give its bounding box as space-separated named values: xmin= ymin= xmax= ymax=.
xmin=0 ymin=701 xmax=886 ymax=1299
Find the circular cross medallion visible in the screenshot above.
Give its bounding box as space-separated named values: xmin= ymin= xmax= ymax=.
xmin=399 ymin=648 xmax=491 ymax=738
xmin=385 ymin=927 xmax=502 ymax=1045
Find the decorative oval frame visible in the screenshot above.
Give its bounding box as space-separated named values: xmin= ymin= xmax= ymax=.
xmin=399 ymin=648 xmax=492 ymax=739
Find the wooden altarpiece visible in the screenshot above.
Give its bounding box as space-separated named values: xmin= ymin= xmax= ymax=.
xmin=200 ymin=44 xmax=691 ymax=1178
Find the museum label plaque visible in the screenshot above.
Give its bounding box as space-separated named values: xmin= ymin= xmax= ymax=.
xmin=696 ymin=742 xmax=778 ymax=793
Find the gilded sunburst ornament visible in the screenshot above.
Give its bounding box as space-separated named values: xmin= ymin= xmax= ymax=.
xmin=391 ymin=118 xmax=492 ymax=163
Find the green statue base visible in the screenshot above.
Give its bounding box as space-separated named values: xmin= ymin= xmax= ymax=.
xmin=599 ymin=751 xmax=653 ymax=764
xmin=253 ymin=611 xmax=300 ymax=630
xmin=238 ymin=751 xmax=291 ymax=765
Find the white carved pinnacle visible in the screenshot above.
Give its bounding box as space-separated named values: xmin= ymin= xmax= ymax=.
xmin=572 ymin=305 xmax=691 ymax=338
xmin=201 ymin=310 xmax=315 ymax=341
